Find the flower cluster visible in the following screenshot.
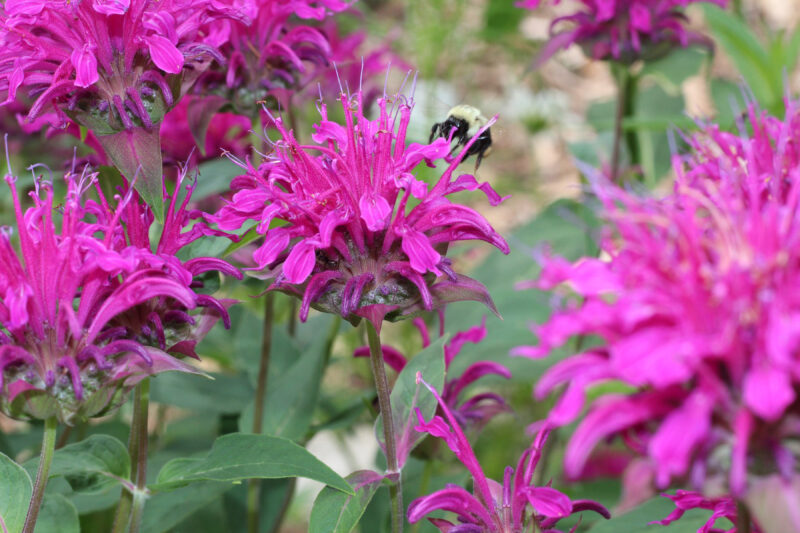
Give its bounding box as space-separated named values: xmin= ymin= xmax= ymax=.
xmin=519 ymin=0 xmax=727 ymax=63
xmin=354 ymin=318 xmax=511 ymax=430
xmin=213 ymin=89 xmax=509 ymax=329
xmin=516 ymin=100 xmax=800 ymax=501
xmin=193 ymin=0 xmax=350 ymax=114
xmin=408 ymin=376 xmax=610 ymax=532
xmin=0 ymin=162 xmax=238 ymax=424
xmin=0 ymin=0 xmax=251 ymax=132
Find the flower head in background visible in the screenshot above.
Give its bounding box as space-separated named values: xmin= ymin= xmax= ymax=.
xmin=0 ymin=164 xmax=214 ymax=424
xmin=0 ymin=0 xmax=250 ymax=133
xmin=515 ymin=100 xmax=800 ymax=504
xmin=193 ymin=0 xmax=349 ymax=115
xmin=408 ymin=376 xmax=610 ymax=532
xmin=213 ymin=88 xmax=509 ymax=330
xmin=354 ymin=318 xmax=511 ymax=430
xmin=520 ymin=0 xmax=727 ymax=64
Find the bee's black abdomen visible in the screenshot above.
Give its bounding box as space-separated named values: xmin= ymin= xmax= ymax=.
xmin=430 ymin=110 xmax=492 ymax=170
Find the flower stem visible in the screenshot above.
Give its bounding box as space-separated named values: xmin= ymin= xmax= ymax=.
xmin=111 ymin=379 xmax=151 ymax=533
xmin=366 ymin=321 xmax=403 ymax=533
xmin=737 ymin=501 xmax=752 ymax=533
xmin=248 ymin=292 xmax=275 ymax=533
xmin=610 ymin=63 xmax=640 ymax=182
xmin=21 ymin=417 xmax=57 ymax=533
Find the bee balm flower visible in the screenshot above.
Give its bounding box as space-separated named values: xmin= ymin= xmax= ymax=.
xmin=0 ymin=166 xmax=212 ymax=424
xmin=408 ymin=376 xmax=610 ymax=532
xmin=517 ymin=100 xmax=800 ymax=506
xmin=521 ymin=0 xmax=728 ymax=64
xmin=214 ymin=89 xmax=509 ymax=329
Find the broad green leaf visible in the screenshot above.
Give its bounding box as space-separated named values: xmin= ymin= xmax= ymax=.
xmin=25 ymin=435 xmax=129 ymax=494
xmin=702 ymin=4 xmax=778 ymax=109
xmin=0 ymin=452 xmax=32 ymax=533
xmin=310 ymin=470 xmax=384 ymax=533
xmin=641 ymin=47 xmax=707 ymax=93
xmin=375 ymin=337 xmax=446 ymax=466
xmin=33 ymin=494 xmax=79 ymax=533
xmin=746 ymin=475 xmax=800 ymax=533
xmin=194 ymin=156 xmax=243 ymax=200
xmin=239 ymin=315 xmax=336 ymax=440
xmin=152 ymin=433 xmax=352 ymax=494
xmin=588 ymin=497 xmax=731 ymax=532
xmin=150 ymin=371 xmax=254 ymax=414
xmin=141 ymin=481 xmax=234 ymax=533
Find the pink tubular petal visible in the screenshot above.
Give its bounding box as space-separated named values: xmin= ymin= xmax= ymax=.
xmin=444 ymin=317 xmax=487 ymax=366
xmin=146 ymin=35 xmax=184 ymax=74
xmin=283 ymin=240 xmax=318 ymax=284
xmin=353 ymin=345 xmax=408 ymax=373
xmin=359 ymin=193 xmax=392 ymax=231
xmin=401 ymin=227 xmax=441 ymax=274
xmin=523 ymin=486 xmax=572 ymax=519
xmin=743 ymin=365 xmax=795 ymax=421
xmin=407 ymin=486 xmax=494 ymax=528
xmin=253 ymin=228 xmax=291 ymax=268
xmin=299 ymin=271 xmax=341 ymax=321
xmin=71 ymin=45 xmax=99 ymax=88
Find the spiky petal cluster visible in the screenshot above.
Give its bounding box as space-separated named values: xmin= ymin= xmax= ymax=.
xmin=354 ymin=318 xmax=511 ymax=430
xmin=407 ymin=377 xmax=609 ymax=533
xmin=0 ymin=0 xmax=250 ymax=132
xmin=97 ymin=169 xmax=242 ymax=359
xmin=193 ymin=0 xmax=350 ymax=114
xmin=515 ymin=100 xmax=800 ymax=502
xmin=213 ymin=90 xmax=509 ymax=329
xmin=0 ymin=167 xmax=216 ymax=424
xmin=519 ymin=0 xmax=727 ymax=64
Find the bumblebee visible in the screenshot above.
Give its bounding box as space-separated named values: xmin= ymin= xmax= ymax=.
xmin=429 ymin=105 xmax=493 ymax=169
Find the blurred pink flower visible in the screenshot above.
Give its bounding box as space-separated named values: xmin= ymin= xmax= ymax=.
xmin=159 ymin=96 xmax=251 ymax=167
xmin=0 ymin=0 xmax=250 ymax=132
xmin=0 ymin=164 xmax=225 ymax=424
xmin=516 ymin=100 xmax=800 ymax=499
xmin=354 ymin=318 xmax=512 ymax=430
xmin=520 ymin=0 xmax=728 ymax=63
xmin=408 ymin=376 xmax=609 ymax=533
xmin=213 ymin=89 xmax=509 ymax=329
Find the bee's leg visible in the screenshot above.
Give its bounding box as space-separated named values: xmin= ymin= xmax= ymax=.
xmin=474 ymin=145 xmax=492 ymax=171
xmin=429 ymin=123 xmax=440 ymax=143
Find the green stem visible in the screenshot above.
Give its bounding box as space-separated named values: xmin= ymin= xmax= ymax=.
xmin=737 ymin=501 xmax=752 ymax=533
xmin=248 ymin=292 xmax=275 ymax=533
xmin=610 ymin=64 xmax=640 ymax=182
xmin=21 ymin=417 xmax=57 ymax=533
xmin=111 ymin=380 xmax=150 ymax=533
xmin=127 ymin=379 xmax=150 ymax=533
xmin=366 ymin=321 xmax=403 ymax=533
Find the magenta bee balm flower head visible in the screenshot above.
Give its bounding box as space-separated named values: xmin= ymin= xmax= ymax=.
xmin=516 ymin=99 xmax=800 ymax=503
xmin=214 ymin=87 xmax=509 ymax=330
xmin=0 ymin=161 xmax=228 ymax=425
xmin=0 ymin=0 xmax=251 ymax=133
xmin=521 ymin=0 xmax=728 ymax=64
xmin=408 ymin=376 xmax=610 ymax=532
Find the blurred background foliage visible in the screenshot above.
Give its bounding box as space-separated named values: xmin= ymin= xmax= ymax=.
xmin=2 ymin=0 xmax=800 ymax=532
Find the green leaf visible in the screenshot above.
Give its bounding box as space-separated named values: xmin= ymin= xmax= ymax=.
xmin=97 ymin=127 xmax=165 ymax=221
xmin=222 ymin=479 xmax=293 ymax=533
xmin=640 ymin=47 xmax=707 ymax=93
xmin=141 ymin=481 xmax=234 ymax=533
xmin=702 ymin=4 xmax=778 ymax=109
xmin=375 ymin=337 xmax=446 ymax=466
xmin=152 ymin=433 xmax=352 ymax=494
xmin=150 ymin=371 xmax=254 ymax=414
xmin=187 ymin=96 xmax=227 ymax=157
xmin=239 ymin=315 xmax=335 ymax=440
xmin=194 ymin=156 xmax=243 ymax=201
xmin=34 ymin=494 xmax=79 ymax=533
xmin=0 ymin=452 xmax=32 ymax=533
xmin=746 ymin=475 xmax=800 ymax=533
xmin=309 ymin=470 xmax=385 ymax=533
xmin=25 ymin=435 xmax=129 ymax=494
xmin=587 ymin=497 xmax=730 ymax=532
